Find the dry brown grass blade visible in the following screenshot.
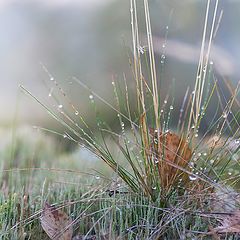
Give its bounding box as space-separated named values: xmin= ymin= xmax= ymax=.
xmin=40 ymin=202 xmax=73 ymax=240
xmin=140 ymin=112 xmax=151 ymax=176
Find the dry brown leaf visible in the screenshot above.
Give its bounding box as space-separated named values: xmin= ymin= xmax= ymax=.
xmin=40 ymin=202 xmax=73 ymax=240
xmin=149 ymin=129 xmax=192 ymax=189
xmin=214 ymin=210 xmax=240 ymax=233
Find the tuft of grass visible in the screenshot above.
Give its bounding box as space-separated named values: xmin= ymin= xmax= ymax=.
xmin=1 ymin=0 xmax=240 ymax=239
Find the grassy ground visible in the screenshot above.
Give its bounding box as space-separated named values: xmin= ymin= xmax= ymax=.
xmin=1 ymin=0 xmax=240 ymax=239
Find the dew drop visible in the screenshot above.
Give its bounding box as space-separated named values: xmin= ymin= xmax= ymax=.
xmin=222 ymin=112 xmax=228 ymax=119
xmin=48 ymin=88 xmax=53 ymax=97
xmin=166 ymin=25 xmax=169 ymax=30
xmin=50 ymin=77 xmax=54 ymax=81
xmin=189 ymin=175 xmax=197 ymax=181
xmin=189 ymin=162 xmax=194 ymax=167
xmin=95 ymin=176 xmax=100 ymax=180
xmin=228 ymin=172 xmax=232 ymax=176
xmin=235 ymin=139 xmax=240 ymax=144
xmin=197 ymin=153 xmax=202 ymax=157
xmin=203 ymin=152 xmax=207 ymax=156
xmin=170 ymin=105 xmax=173 ymax=110
xmin=162 ymin=44 xmax=166 ymax=48
xmin=75 ymin=111 xmax=79 ymax=116
xmin=210 ymin=61 xmax=213 ymax=65
xmin=117 ymin=183 xmax=121 ymax=187
xmin=58 ymin=104 xmax=63 ymax=109
xmin=152 ymin=186 xmax=157 ymax=190
xmin=112 ymin=81 xmax=115 ymax=85
xmin=89 ymin=95 xmax=94 ymax=100
xmin=164 ymin=100 xmax=167 ymax=104
xmin=194 ymin=133 xmax=198 ymax=138
xmin=63 ymin=134 xmax=67 ymax=138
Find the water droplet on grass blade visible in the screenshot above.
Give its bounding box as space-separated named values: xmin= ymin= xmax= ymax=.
xmin=189 ymin=175 xmax=197 ymax=181
xmin=222 ymin=112 xmax=228 ymax=118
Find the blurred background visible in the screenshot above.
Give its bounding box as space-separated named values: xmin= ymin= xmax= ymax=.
xmin=0 ymin=0 xmax=239 ymax=128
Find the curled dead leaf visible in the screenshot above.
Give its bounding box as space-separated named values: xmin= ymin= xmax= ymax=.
xmin=149 ymin=129 xmax=192 ymax=189
xmin=40 ymin=202 xmax=73 ymax=240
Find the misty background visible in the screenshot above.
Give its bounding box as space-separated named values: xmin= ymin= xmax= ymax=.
xmin=1 ymin=0 xmax=239 ymax=130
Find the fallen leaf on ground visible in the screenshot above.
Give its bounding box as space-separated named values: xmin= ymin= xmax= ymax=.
xmin=40 ymin=202 xmax=73 ymax=240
